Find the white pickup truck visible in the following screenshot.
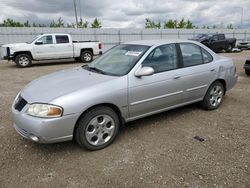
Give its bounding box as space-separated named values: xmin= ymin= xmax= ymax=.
xmin=0 ymin=33 xmax=102 ymax=67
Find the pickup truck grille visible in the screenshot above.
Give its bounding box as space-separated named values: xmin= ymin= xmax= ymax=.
xmin=0 ymin=46 xmax=7 ymax=59
xmin=14 ymin=96 xmax=28 ymax=112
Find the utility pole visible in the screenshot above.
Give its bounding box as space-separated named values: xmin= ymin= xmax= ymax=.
xmin=79 ymin=0 xmax=82 ymax=21
xmin=73 ymin=0 xmax=78 ymax=28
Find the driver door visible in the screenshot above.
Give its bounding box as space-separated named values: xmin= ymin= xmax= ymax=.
xmin=33 ymin=35 xmax=56 ymax=59
xmin=128 ymin=43 xmax=184 ymax=118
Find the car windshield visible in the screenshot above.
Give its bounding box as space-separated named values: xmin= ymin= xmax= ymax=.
xmin=85 ymin=44 xmax=150 ymax=76
xmin=193 ymin=34 xmax=208 ymax=39
xmin=26 ymin=35 xmax=41 ymax=44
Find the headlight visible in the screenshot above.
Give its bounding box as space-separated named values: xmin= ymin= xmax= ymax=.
xmin=26 ymin=104 xmax=63 ymax=118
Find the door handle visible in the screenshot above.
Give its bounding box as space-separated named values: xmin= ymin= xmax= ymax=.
xmin=173 ymin=76 xmax=181 ymax=79
xmin=210 ymin=68 xmax=216 ymax=72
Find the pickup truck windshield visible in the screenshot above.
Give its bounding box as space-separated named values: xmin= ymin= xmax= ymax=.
xmin=26 ymin=35 xmax=41 ymax=44
xmin=87 ymin=44 xmax=149 ymax=76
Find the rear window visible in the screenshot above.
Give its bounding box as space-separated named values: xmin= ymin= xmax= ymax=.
xmin=56 ymin=35 xmax=69 ymax=44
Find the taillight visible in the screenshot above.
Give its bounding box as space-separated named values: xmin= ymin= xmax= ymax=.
xmin=98 ymin=43 xmax=102 ymax=50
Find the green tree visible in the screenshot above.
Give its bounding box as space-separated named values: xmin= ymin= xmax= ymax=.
xmin=212 ymin=25 xmax=218 ymax=29
xmin=78 ymin=18 xmax=88 ymax=28
xmin=67 ymin=23 xmax=75 ymax=28
xmin=177 ymin=18 xmax=186 ymax=28
xmin=91 ymin=18 xmax=102 ymax=28
xmin=226 ymin=23 xmax=234 ymax=29
xmin=49 ymin=17 xmax=64 ymax=27
xmin=145 ymin=18 xmax=161 ymax=29
xmin=186 ymin=20 xmax=194 ymax=29
xmin=1 ymin=18 xmax=23 ymax=27
xmin=23 ymin=20 xmax=30 ymax=27
xmin=164 ymin=19 xmax=175 ymax=28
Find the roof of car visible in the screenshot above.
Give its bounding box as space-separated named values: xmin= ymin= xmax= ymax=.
xmin=123 ymin=39 xmax=199 ymax=46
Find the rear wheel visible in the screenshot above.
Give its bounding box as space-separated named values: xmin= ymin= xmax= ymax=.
xmin=74 ymin=107 xmax=120 ymax=150
xmin=80 ymin=50 xmax=93 ymax=63
xmin=245 ymin=69 xmax=250 ymax=76
xmin=15 ymin=54 xmax=32 ymax=68
xmin=201 ymin=81 xmax=225 ymax=110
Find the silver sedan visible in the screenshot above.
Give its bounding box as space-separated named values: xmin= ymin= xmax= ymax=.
xmin=12 ymin=39 xmax=238 ymax=150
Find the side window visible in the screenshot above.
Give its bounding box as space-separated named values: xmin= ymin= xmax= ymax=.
xmin=180 ymin=43 xmax=203 ymax=67
xmin=56 ymin=35 xmax=69 ymax=44
xmin=201 ymin=48 xmax=213 ymax=63
xmin=38 ymin=35 xmax=53 ymax=44
xmin=212 ymin=35 xmax=219 ymax=41
xmin=218 ymin=34 xmax=225 ymax=40
xmin=142 ymin=44 xmax=177 ymax=73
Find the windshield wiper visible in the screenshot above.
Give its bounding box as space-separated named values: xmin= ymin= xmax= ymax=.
xmin=83 ymin=65 xmax=107 ymax=75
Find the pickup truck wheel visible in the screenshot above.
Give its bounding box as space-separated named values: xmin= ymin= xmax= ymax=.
xmin=226 ymin=44 xmax=233 ymax=53
xmin=245 ymin=69 xmax=250 ymax=76
xmin=74 ymin=106 xmax=120 ymax=150
xmin=15 ymin=54 xmax=32 ymax=68
xmin=80 ymin=51 xmax=93 ymax=63
xmin=201 ymin=81 xmax=225 ymax=110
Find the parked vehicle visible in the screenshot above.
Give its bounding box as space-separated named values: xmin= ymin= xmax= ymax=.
xmin=190 ymin=33 xmax=236 ymax=53
xmin=244 ymin=59 xmax=250 ymax=75
xmin=0 ymin=33 xmax=102 ymax=67
xmin=237 ymin=38 xmax=250 ymax=50
xmin=12 ymin=39 xmax=238 ymax=150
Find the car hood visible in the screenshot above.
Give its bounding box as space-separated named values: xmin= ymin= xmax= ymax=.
xmin=2 ymin=43 xmax=30 ymax=48
xmin=20 ymin=67 xmax=118 ymax=103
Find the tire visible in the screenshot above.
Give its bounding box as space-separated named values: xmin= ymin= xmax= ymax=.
xmin=201 ymin=81 xmax=225 ymax=110
xmin=74 ymin=107 xmax=120 ymax=150
xmin=226 ymin=44 xmax=233 ymax=53
xmin=245 ymin=69 xmax=250 ymax=76
xmin=15 ymin=54 xmax=32 ymax=68
xmin=80 ymin=50 xmax=93 ymax=63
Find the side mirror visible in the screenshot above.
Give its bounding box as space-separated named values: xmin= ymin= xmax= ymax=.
xmin=35 ymin=41 xmax=43 ymax=45
xmin=135 ymin=66 xmax=154 ymax=77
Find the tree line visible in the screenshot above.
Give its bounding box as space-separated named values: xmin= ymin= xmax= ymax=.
xmin=0 ymin=17 xmax=235 ymax=29
xmin=0 ymin=17 xmax=101 ymax=28
xmin=145 ymin=18 xmax=235 ymax=29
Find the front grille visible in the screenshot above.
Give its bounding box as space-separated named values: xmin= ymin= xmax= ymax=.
xmin=0 ymin=46 xmax=7 ymax=59
xmin=14 ymin=96 xmax=28 ymax=112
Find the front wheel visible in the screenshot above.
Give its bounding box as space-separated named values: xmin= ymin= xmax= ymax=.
xmin=15 ymin=54 xmax=32 ymax=68
xmin=80 ymin=50 xmax=93 ymax=63
xmin=226 ymin=44 xmax=233 ymax=53
xmin=74 ymin=107 xmax=120 ymax=150
xmin=201 ymin=81 xmax=225 ymax=110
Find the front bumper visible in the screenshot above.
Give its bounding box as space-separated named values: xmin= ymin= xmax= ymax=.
xmin=237 ymin=44 xmax=250 ymax=49
xmin=12 ymin=104 xmax=80 ymax=144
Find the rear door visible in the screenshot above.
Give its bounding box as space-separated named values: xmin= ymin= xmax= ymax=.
xmin=128 ymin=43 xmax=184 ymax=119
xmin=54 ymin=35 xmax=73 ymax=58
xmin=178 ymin=43 xmax=217 ymax=103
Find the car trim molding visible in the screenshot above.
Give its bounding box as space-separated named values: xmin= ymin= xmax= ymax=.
xmin=130 ymin=91 xmax=183 ymax=106
xmin=186 ymin=85 xmax=208 ymax=92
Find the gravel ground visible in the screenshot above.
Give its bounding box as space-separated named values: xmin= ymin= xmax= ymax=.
xmin=0 ymin=52 xmax=249 ymax=188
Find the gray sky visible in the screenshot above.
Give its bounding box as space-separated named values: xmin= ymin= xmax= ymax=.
xmin=0 ymin=0 xmax=249 ymax=28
